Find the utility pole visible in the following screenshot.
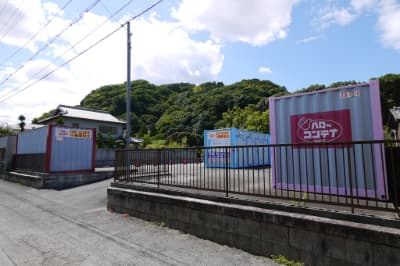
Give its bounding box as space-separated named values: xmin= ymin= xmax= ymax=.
xmin=126 ymin=21 xmax=131 ymax=149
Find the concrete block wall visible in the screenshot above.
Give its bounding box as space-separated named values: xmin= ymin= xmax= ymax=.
xmin=107 ymin=186 xmax=400 ymax=266
xmin=5 ymin=170 xmax=113 ymax=189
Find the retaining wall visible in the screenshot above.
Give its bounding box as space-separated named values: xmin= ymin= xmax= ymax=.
xmin=107 ymin=186 xmax=400 ymax=266
xmin=5 ymin=170 xmax=113 ymax=190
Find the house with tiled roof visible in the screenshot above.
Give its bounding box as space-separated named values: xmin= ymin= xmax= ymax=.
xmin=38 ymin=105 xmax=125 ymax=138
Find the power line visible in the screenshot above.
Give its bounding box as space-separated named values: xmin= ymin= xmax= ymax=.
xmin=0 ymin=0 xmax=164 ymax=103
xmin=0 ymin=0 xmax=27 ymax=37
xmin=126 ymin=0 xmax=163 ymax=22
xmin=1 ymin=0 xmax=35 ymax=38
xmin=100 ymin=0 xmax=113 ymax=17
xmin=0 ymin=0 xmax=137 ymax=101
xmin=0 ymin=26 xmax=123 ymax=103
xmin=0 ymin=0 xmax=74 ymax=66
xmin=0 ymin=0 xmax=34 ymax=43
xmin=0 ymin=0 xmax=100 ymax=87
xmin=0 ymin=0 xmax=9 ymax=22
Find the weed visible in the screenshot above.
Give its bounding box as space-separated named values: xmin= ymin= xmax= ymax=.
xmin=271 ymin=254 xmax=304 ymax=266
xmin=290 ymin=192 xmax=308 ymax=207
xmin=151 ymin=221 xmax=166 ymax=227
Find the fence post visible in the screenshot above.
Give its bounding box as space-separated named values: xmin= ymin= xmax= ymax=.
xmin=347 ymin=146 xmax=355 ymax=214
xmin=125 ymin=149 xmax=131 ymax=182
xmin=389 ymin=144 xmax=400 ymax=217
xmin=157 ymin=149 xmax=161 ymax=189
xmin=225 ymin=147 xmax=229 ymax=197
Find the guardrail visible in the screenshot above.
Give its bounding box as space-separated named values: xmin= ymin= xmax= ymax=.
xmin=114 ymin=140 xmax=400 ymax=215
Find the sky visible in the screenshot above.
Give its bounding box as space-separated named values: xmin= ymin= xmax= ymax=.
xmin=0 ymin=0 xmax=399 ymax=126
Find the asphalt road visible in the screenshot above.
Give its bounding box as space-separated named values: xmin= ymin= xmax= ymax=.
xmin=0 ymin=178 xmax=278 ymax=266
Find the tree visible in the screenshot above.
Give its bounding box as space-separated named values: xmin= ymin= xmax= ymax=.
xmin=329 ymin=80 xmax=358 ymax=88
xmin=32 ymin=74 xmax=400 ymax=147
xmin=56 ymin=117 xmax=64 ymax=125
xmin=18 ymin=115 xmax=26 ymax=132
xmin=105 ymin=133 xmax=115 ymax=149
xmin=0 ymin=125 xmax=13 ymax=136
xmin=295 ymin=84 xmax=325 ymax=94
xmin=219 ymin=105 xmax=270 ymax=133
xmin=246 ymin=110 xmax=270 ymax=133
xmin=379 ymin=74 xmax=400 ymax=125
xmin=114 ymin=139 xmax=125 ymax=149
xmin=31 ymin=109 xmax=55 ymax=123
xmin=96 ymin=132 xmax=105 ymax=149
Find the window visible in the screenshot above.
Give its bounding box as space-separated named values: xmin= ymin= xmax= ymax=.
xmin=72 ymin=123 xmax=80 ymax=128
xmin=99 ymin=125 xmax=117 ymax=135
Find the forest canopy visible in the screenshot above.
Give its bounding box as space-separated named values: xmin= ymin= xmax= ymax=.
xmin=34 ymin=74 xmax=400 ymax=147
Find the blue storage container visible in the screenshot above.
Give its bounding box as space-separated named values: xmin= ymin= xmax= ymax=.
xmin=204 ymin=128 xmax=270 ymax=168
xmin=49 ymin=126 xmax=96 ymax=172
xmin=17 ymin=125 xmax=96 ymax=173
xmin=17 ymin=126 xmax=48 ymax=154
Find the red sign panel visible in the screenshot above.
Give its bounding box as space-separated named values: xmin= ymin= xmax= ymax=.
xmin=290 ymin=109 xmax=352 ymax=147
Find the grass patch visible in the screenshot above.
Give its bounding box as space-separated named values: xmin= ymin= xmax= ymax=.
xmin=271 ymin=255 xmax=304 ymax=266
xmin=290 ymin=192 xmax=308 ymax=207
xmin=151 ymin=221 xmax=166 ymax=227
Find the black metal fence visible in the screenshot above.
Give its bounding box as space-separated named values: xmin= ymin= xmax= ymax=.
xmin=114 ymin=140 xmax=400 ymax=215
xmin=12 ymin=153 xmax=47 ymax=172
xmin=0 ymin=148 xmax=5 ymax=175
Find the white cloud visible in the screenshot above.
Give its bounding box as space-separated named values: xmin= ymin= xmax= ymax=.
xmin=377 ymin=0 xmax=400 ymax=50
xmin=172 ymin=0 xmax=299 ymax=46
xmin=328 ymin=8 xmax=355 ymax=25
xmin=297 ymin=35 xmax=322 ymax=44
xmin=258 ymin=66 xmax=272 ymax=74
xmin=130 ymin=16 xmax=223 ymax=84
xmin=313 ymin=0 xmax=378 ymax=30
xmin=0 ymin=0 xmax=49 ymax=50
xmin=351 ymin=0 xmax=377 ymax=11
xmin=312 ymin=0 xmax=399 ymax=52
xmin=0 ymin=2 xmax=224 ymax=124
xmin=315 ymin=5 xmax=357 ymax=29
xmin=42 ymin=2 xmax=63 ymax=16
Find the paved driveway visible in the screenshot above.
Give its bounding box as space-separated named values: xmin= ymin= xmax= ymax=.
xmin=0 ymin=178 xmax=277 ymax=266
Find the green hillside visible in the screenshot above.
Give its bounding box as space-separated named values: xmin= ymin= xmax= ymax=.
xmin=79 ymin=79 xmax=288 ymax=146
xmin=34 ymin=74 xmax=400 ymax=147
